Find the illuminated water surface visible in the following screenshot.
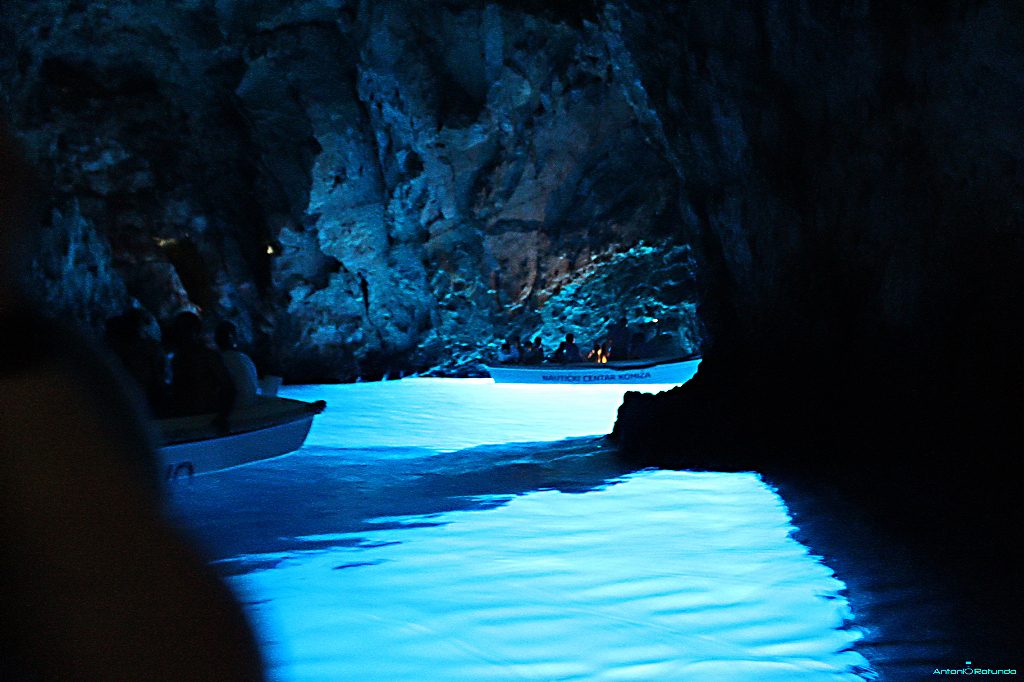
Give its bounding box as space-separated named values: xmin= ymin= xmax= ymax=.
xmin=168 ymin=379 xmax=873 ymax=680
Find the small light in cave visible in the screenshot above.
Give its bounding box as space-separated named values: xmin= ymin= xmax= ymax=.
xmin=652 ymin=318 xmax=659 ymax=323
xmin=154 ymin=237 xmax=178 ymax=248
xmin=266 ymin=244 xmax=276 ymax=256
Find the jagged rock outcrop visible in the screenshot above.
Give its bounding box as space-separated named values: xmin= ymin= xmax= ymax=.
xmin=0 ymin=0 xmax=699 ymax=381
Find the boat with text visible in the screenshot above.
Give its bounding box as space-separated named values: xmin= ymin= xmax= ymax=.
xmin=484 ymin=356 xmax=700 ymax=385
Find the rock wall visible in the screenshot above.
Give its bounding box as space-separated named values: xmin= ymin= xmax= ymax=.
xmin=607 ymin=0 xmax=1024 ymax=652
xmin=0 ymin=0 xmax=699 ymax=381
xmin=610 ymin=0 xmax=1024 ymax=476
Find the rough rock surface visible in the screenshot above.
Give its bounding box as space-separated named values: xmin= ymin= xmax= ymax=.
xmin=607 ymin=0 xmax=1024 ymax=657
xmin=0 ymin=0 xmax=698 ymax=381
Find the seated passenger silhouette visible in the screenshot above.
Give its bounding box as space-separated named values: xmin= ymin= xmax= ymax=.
xmin=497 ymin=341 xmax=519 ymax=364
xmin=607 ymin=317 xmax=631 ymax=360
xmin=521 ymin=339 xmax=535 ymax=364
xmin=562 ymin=333 xmax=584 ymax=363
xmin=166 ymin=311 xmax=235 ymax=418
xmin=628 ymin=331 xmax=648 ymax=359
xmin=531 ymin=336 xmax=545 ymax=362
xmin=552 ymin=341 xmax=567 ymax=363
xmin=523 ymin=339 xmax=544 ymax=364
xmin=215 ymin=320 xmax=259 ymax=410
xmin=105 ymin=308 xmax=169 ymax=416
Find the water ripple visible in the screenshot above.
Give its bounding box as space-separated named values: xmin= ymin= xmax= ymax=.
xmin=230 ymin=470 xmax=871 ymax=680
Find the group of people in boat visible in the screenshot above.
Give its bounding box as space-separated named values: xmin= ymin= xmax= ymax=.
xmin=496 ymin=318 xmax=661 ymax=365
xmin=496 ymin=336 xmax=546 ymax=364
xmin=104 ymin=308 xmax=263 ymax=419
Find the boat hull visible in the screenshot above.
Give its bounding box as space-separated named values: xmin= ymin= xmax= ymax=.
xmin=484 ymin=357 xmax=700 ymax=385
xmin=157 ymin=397 xmax=322 ymax=478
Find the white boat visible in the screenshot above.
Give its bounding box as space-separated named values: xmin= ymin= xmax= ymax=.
xmin=484 ymin=356 xmax=701 ymax=385
xmin=157 ymin=396 xmax=325 ymax=479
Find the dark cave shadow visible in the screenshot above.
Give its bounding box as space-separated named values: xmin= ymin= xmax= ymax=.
xmin=765 ymin=472 xmax=1023 ymax=678
xmin=168 ymin=434 xmax=637 ymax=569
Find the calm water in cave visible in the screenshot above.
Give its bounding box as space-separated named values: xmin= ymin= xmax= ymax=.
xmin=168 ymin=380 xmax=873 ymax=680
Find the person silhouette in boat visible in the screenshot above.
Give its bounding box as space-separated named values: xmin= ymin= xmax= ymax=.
xmin=509 ymin=334 xmax=524 ymax=360
xmin=215 ymin=320 xmax=259 ymax=410
xmin=523 ymin=338 xmax=544 ymax=364
xmin=607 ymin=317 xmax=631 ymax=360
xmin=521 ymin=339 xmax=534 ymax=364
xmin=497 ymin=341 xmax=519 ymax=364
xmin=552 ymin=340 xmax=567 ymax=363
xmin=104 ymin=308 xmax=169 ymax=416
xmin=562 ymin=333 xmax=584 ymax=363
xmin=166 ymin=311 xmax=235 ymax=418
xmin=531 ymin=336 xmax=545 ymax=362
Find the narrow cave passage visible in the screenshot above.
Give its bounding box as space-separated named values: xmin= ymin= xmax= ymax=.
xmin=3 ymin=0 xmax=1021 ymax=679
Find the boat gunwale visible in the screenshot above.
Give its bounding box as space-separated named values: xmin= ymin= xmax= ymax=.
xmin=157 ymin=397 xmax=323 ymax=447
xmin=483 ymin=355 xmax=700 ymax=373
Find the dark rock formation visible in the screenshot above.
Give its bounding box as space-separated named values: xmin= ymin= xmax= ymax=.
xmin=608 ymin=0 xmax=1024 ymax=658
xmin=0 ymin=0 xmax=698 ymax=381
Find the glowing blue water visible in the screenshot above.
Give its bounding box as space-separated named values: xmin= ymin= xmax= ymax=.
xmin=168 ymin=379 xmax=873 ymax=681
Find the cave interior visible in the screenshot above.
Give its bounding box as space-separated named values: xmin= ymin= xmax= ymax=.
xmin=1 ymin=0 xmax=1022 ymax=667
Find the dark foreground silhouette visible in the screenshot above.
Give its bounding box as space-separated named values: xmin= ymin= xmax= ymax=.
xmin=1 ymin=126 xmax=264 ymax=679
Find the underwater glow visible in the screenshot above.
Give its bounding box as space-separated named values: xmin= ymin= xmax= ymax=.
xmin=169 ymin=380 xmax=873 ymax=681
